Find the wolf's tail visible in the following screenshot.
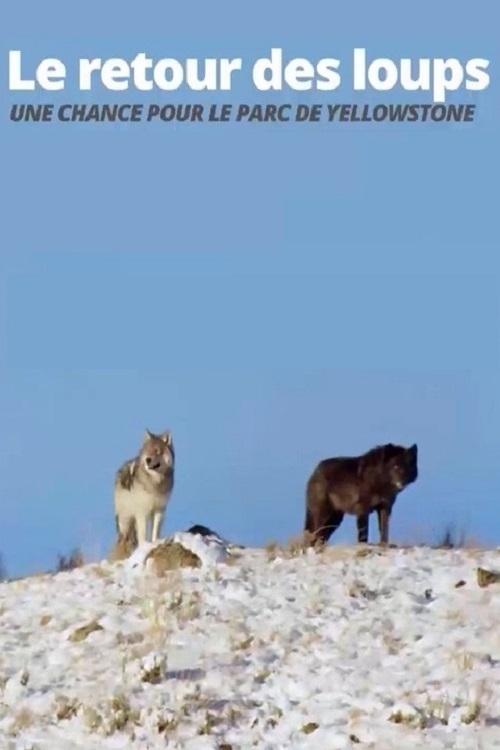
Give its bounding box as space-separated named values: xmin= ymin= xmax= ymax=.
xmin=304 ymin=473 xmax=319 ymax=533
xmin=109 ymin=517 xmax=138 ymax=561
xmin=304 ymin=507 xmax=314 ymax=534
xmin=304 ymin=478 xmax=321 ymax=544
xmin=304 ymin=475 xmax=332 ymax=545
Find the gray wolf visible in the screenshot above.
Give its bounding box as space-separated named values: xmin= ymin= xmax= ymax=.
xmin=113 ymin=430 xmax=175 ymax=555
xmin=305 ymin=443 xmax=418 ymax=545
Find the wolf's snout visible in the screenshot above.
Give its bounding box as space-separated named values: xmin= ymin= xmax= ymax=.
xmin=146 ymin=456 xmax=161 ymax=470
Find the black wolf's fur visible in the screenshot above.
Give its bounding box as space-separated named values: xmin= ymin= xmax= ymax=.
xmin=305 ymin=443 xmax=418 ymax=545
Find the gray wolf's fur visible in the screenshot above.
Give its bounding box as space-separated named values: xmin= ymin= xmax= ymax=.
xmin=112 ymin=430 xmax=175 ymax=557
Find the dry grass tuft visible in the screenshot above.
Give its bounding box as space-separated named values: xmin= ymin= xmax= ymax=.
xmin=461 ymin=680 xmax=492 ymax=725
xmin=91 ymin=564 xmax=111 ymax=578
xmin=55 ymin=695 xmax=80 ymax=721
xmin=453 ymin=650 xmax=474 ymax=672
xmin=198 ymin=711 xmax=223 ymax=735
xmin=433 ymin=525 xmax=484 ymax=550
xmin=266 ymin=532 xmax=322 ymax=561
xmin=233 ymin=634 xmax=254 ymax=651
xmin=81 ymin=705 xmax=103 ymax=731
xmin=56 ymin=548 xmax=84 ymax=572
xmin=7 ymin=707 xmax=37 ymax=736
xmin=388 ymin=708 xmax=425 ymax=729
xmin=462 ymin=701 xmax=481 ymax=725
xmin=355 ymin=545 xmax=385 ymax=558
xmin=140 ymin=654 xmax=167 ymax=684
xmin=254 ymin=668 xmax=271 ymax=684
xmin=105 ymin=693 xmax=139 ymax=734
xmin=265 ymin=541 xmax=280 ymax=561
xmin=156 ymin=711 xmax=179 ymax=734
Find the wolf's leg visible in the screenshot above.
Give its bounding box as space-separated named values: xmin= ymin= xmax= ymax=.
xmin=377 ymin=507 xmax=390 ymax=545
xmin=357 ymin=514 xmax=369 ymax=543
xmin=116 ymin=514 xmax=132 ymax=538
xmin=151 ymin=511 xmax=164 ymax=543
xmin=311 ymin=509 xmax=344 ymax=544
xmin=325 ymin=510 xmax=344 ymax=542
xmin=135 ymin=514 xmax=148 ymax=545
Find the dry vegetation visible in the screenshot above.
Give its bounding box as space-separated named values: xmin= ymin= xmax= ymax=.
xmin=265 ymin=531 xmax=323 ymax=561
xmin=56 ymin=548 xmax=84 ymax=572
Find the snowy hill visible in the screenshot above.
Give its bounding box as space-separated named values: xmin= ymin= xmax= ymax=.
xmin=1 ymin=540 xmax=499 ymax=749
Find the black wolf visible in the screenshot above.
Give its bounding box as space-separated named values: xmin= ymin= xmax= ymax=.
xmin=305 ymin=443 xmax=418 ymax=544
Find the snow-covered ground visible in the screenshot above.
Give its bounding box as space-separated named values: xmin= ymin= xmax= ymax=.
xmin=0 ymin=539 xmax=499 ymax=749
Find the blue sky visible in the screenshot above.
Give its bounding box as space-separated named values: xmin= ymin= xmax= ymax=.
xmin=1 ymin=1 xmax=499 ymax=575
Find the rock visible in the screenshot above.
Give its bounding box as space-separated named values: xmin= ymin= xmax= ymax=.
xmin=69 ymin=619 xmax=104 ymax=642
xmin=302 ymin=722 xmax=319 ymax=734
xmin=477 ymin=567 xmax=500 ymax=587
xmin=145 ymin=541 xmax=201 ymax=575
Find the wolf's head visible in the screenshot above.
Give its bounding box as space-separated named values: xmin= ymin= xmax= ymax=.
xmin=139 ymin=430 xmax=175 ymax=480
xmin=383 ymin=443 xmax=418 ymax=492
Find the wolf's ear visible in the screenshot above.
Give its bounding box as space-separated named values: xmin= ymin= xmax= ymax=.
xmin=408 ymin=443 xmax=418 ymax=457
xmin=143 ymin=429 xmax=154 ymax=443
xmin=160 ymin=431 xmax=172 ymax=446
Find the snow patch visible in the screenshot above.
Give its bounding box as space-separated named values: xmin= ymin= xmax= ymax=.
xmin=0 ymin=546 xmax=499 ymax=748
